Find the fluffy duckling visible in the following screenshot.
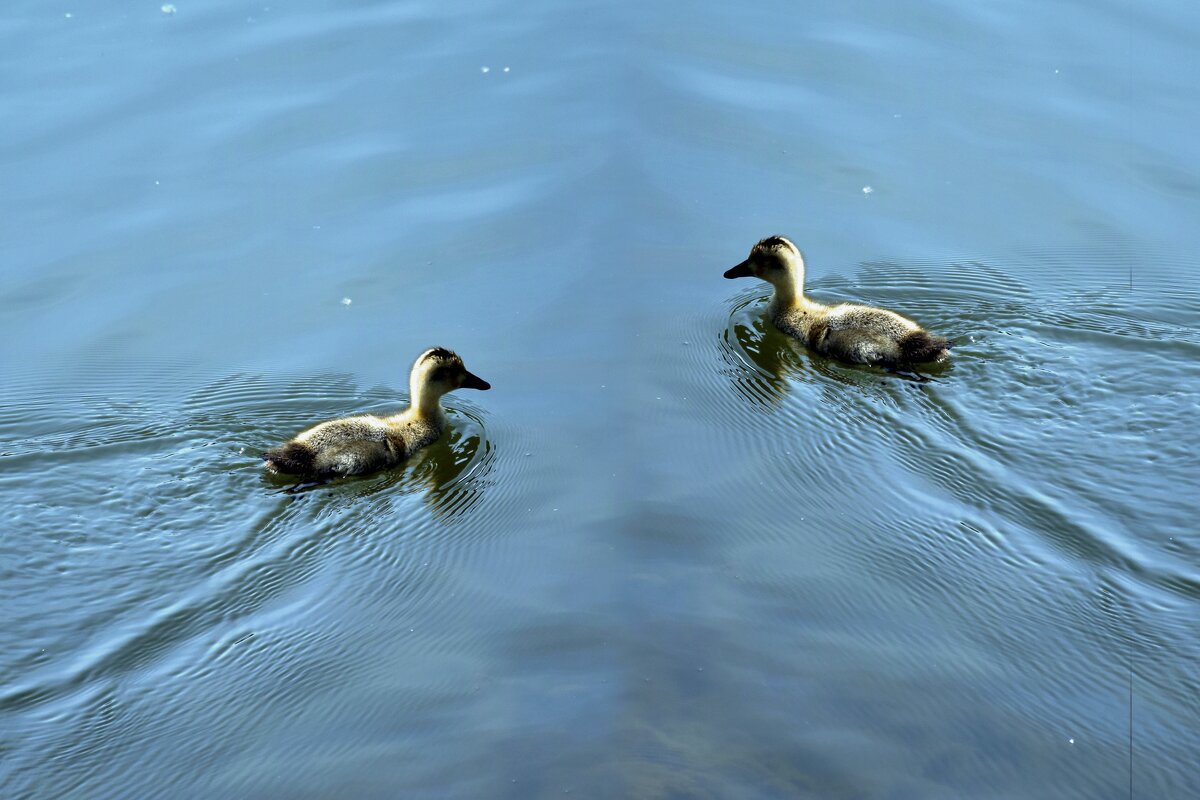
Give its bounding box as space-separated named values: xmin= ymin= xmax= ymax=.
xmin=263 ymin=348 xmax=490 ymax=479
xmin=724 ymin=236 xmax=951 ymax=367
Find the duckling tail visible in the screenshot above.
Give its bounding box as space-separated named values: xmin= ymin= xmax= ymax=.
xmin=262 ymin=442 xmax=316 ymax=476
xmin=900 ymin=331 xmax=952 ymax=364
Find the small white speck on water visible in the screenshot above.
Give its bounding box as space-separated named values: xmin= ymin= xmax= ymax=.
xmin=503 ymin=66 xmax=510 ymax=73
xmin=154 ymin=180 xmax=160 ymax=185
xmin=312 ymin=225 xmax=321 ymax=230
xmin=341 ymin=297 xmax=352 ymax=306
xmin=524 ymin=452 xmax=531 ymax=457
xmin=682 ymin=340 xmax=689 ymax=345
xmin=1054 ymin=69 xmax=1060 ymax=74
xmin=480 ymin=66 xmax=490 ymax=73
xmin=553 ymin=508 xmax=558 ymax=512
xmin=893 ymin=113 xmax=902 ymax=118
xmin=862 ymin=185 xmax=874 ymax=195
xmin=64 ymin=12 xmax=73 ymax=18
xmin=1068 ymin=738 xmax=1074 ymax=744
xmin=161 ymin=4 xmax=177 ymax=14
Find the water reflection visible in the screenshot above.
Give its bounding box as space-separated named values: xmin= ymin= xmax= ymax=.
xmin=371 ymin=419 xmax=497 ymax=522
xmin=6 ymin=0 xmax=1200 ymax=783
xmin=718 ymin=294 xmax=792 ymax=410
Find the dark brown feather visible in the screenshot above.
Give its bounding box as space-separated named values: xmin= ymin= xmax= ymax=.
xmin=262 ymin=441 xmax=316 ymax=476
xmin=899 ymin=330 xmax=952 ymax=364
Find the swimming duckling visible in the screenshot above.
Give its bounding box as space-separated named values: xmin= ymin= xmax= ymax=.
xmin=263 ymin=348 xmax=490 ymax=480
xmin=724 ymin=236 xmax=951 ymax=367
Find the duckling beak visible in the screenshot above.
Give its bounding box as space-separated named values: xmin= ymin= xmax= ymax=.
xmin=724 ymin=259 xmax=753 ymax=279
xmin=461 ymin=371 xmax=491 ymax=391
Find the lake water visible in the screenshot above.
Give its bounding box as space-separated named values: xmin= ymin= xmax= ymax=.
xmin=2 ymin=1 xmax=1198 ymax=797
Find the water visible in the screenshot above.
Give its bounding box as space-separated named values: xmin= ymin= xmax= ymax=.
xmin=2 ymin=1 xmax=1198 ymax=797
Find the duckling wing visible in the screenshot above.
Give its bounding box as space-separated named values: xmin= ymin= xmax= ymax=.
xmin=316 ymin=439 xmax=400 ymax=477
xmin=819 ymin=328 xmax=898 ymax=365
xmin=269 ymin=415 xmax=403 ymax=478
xmin=307 ymin=416 xmax=403 ymax=475
xmin=817 ymin=305 xmax=913 ymax=365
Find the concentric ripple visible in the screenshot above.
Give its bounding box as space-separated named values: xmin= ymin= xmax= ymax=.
xmin=630 ymin=256 xmax=1200 ymax=787
xmin=0 ymin=369 xmax=534 ymax=798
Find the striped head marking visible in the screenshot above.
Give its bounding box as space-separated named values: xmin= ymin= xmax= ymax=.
xmin=413 ymin=347 xmax=491 ymax=393
xmin=724 ymin=235 xmax=804 ymax=282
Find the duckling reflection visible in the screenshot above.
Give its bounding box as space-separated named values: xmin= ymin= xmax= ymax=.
xmin=409 ymin=423 xmax=497 ymax=519
xmin=724 ymin=236 xmax=952 ymax=369
xmin=719 ymin=298 xmax=795 ymax=410
xmin=336 ymin=419 xmax=498 ymax=521
xmin=720 ymin=294 xmax=870 ymax=410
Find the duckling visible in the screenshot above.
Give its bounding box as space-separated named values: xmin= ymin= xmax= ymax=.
xmin=262 ymin=348 xmax=490 ymax=480
xmin=724 ymin=236 xmax=951 ymax=367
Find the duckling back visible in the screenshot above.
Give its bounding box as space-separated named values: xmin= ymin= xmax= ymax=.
xmin=263 ymin=415 xmax=407 ymax=479
xmin=786 ymin=303 xmax=951 ymax=367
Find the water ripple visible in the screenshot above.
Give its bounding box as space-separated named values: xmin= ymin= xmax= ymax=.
xmin=0 ymin=368 xmax=531 ymax=786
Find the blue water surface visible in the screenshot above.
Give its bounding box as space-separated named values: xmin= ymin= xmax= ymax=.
xmin=2 ymin=1 xmax=1197 ymax=797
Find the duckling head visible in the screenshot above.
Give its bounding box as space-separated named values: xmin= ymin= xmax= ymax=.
xmin=409 ymin=347 xmax=490 ymax=413
xmin=724 ymin=236 xmax=805 ymax=296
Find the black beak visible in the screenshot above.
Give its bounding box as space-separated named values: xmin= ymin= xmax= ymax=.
xmin=461 ymin=371 xmax=491 ymax=390
xmin=724 ymin=259 xmax=753 ymax=279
